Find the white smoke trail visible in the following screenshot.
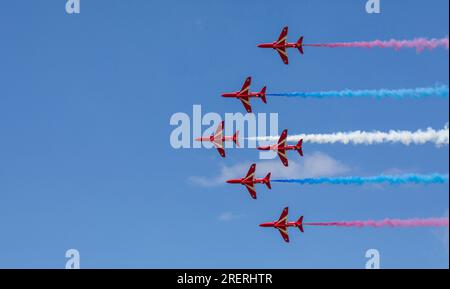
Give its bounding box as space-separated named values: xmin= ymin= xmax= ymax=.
xmin=249 ymin=125 xmax=449 ymax=146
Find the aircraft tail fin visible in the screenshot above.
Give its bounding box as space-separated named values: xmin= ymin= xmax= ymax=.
xmin=260 ymin=86 xmax=267 ymax=104
xmin=297 ymin=216 xmax=304 ymax=232
xmin=233 ymin=131 xmax=240 ymax=147
xmin=297 ymin=139 xmax=303 ymax=156
xmin=297 ymin=36 xmax=304 ymax=54
xmin=264 ymin=173 xmax=271 ymax=190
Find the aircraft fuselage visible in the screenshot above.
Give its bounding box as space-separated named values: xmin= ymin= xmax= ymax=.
xmin=195 ymin=135 xmax=234 ymax=142
xmin=221 ymin=92 xmax=263 ymax=98
xmin=259 ymin=221 xmax=301 ymax=228
xmin=257 ymin=145 xmax=301 ymax=151
xmin=257 ymin=42 xmax=301 ymax=49
xmin=226 ymin=177 xmax=267 ymax=185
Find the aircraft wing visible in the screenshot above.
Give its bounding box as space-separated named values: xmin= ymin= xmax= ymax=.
xmin=275 ymin=47 xmax=289 ymax=65
xmin=277 ymin=129 xmax=288 ymax=166
xmin=238 ymin=77 xmax=251 ymax=96
xmin=277 ymin=207 xmax=289 ymax=225
xmin=244 ymin=164 xmax=256 ymax=181
xmin=239 ymin=96 xmax=252 ymax=113
xmin=244 ymin=183 xmax=257 ymax=199
xmin=276 ymin=207 xmax=290 ymax=242
xmin=214 ymin=121 xmax=224 ymax=140
xmin=211 ymin=121 xmax=225 ymax=157
xmin=277 ymin=149 xmax=288 ymax=167
xmin=276 ymin=26 xmax=288 ymax=45
xmin=277 ymin=226 xmax=290 ymax=243
xmin=216 ymin=147 xmax=225 ymax=158
xmin=278 ymin=129 xmax=287 ymax=146
xmin=212 ymin=139 xmax=225 ymax=157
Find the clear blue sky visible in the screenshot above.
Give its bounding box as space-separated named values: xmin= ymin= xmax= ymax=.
xmin=0 ymin=0 xmax=448 ymax=268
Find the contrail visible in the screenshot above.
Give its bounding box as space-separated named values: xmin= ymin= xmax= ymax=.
xmin=304 ymin=37 xmax=449 ymax=52
xmin=248 ymin=125 xmax=449 ymax=146
xmin=267 ymin=85 xmax=449 ymax=99
xmin=305 ymin=218 xmax=449 ymax=228
xmin=272 ymin=173 xmax=449 ymax=185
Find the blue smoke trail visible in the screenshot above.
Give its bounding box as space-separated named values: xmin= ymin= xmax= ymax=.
xmin=272 ymin=174 xmax=449 ymax=185
xmin=267 ymin=85 xmax=449 ymax=99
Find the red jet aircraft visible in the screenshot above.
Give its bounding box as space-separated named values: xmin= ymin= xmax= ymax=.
xmin=221 ymin=77 xmax=267 ymax=113
xmin=259 ymin=207 xmax=304 ymax=243
xmin=195 ymin=121 xmax=239 ymax=158
xmin=226 ymin=163 xmax=271 ymax=199
xmin=257 ymin=129 xmax=303 ymax=167
xmin=257 ymin=26 xmax=304 ymax=65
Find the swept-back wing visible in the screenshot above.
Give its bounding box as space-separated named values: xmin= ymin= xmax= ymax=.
xmin=277 ymin=129 xmax=288 ymax=147
xmin=275 ymin=47 xmax=289 ymax=64
xmin=277 ymin=149 xmax=288 ymax=167
xmin=212 ymin=121 xmax=225 ymax=157
xmin=277 ymin=129 xmax=289 ymax=166
xmin=276 ymin=26 xmax=288 ymax=45
xmin=216 ymin=147 xmax=225 ymax=158
xmin=244 ymin=183 xmax=257 ymax=199
xmin=277 ymin=207 xmax=289 ymax=225
xmin=244 ymin=164 xmax=256 ymax=181
xmin=214 ymin=121 xmax=224 ymax=140
xmin=277 ymin=226 xmax=290 ymax=243
xmin=239 ymin=96 xmax=252 ymax=113
xmin=238 ymin=77 xmax=252 ymax=96
xmin=276 ymin=207 xmax=289 ymax=242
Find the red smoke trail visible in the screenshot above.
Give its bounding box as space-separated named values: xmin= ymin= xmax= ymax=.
xmin=304 ymin=38 xmax=449 ymax=52
xmin=305 ymin=218 xmax=449 ymax=228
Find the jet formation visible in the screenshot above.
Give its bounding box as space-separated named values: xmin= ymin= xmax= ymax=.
xmin=195 ymin=26 xmax=308 ymax=242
